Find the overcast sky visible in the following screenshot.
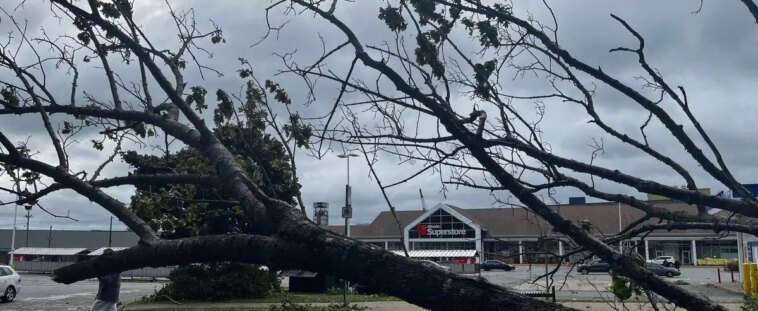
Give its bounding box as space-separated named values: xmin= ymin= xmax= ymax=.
xmin=1 ymin=0 xmax=757 ymax=231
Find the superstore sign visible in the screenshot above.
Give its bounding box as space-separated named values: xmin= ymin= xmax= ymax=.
xmin=416 ymin=224 xmax=466 ymax=237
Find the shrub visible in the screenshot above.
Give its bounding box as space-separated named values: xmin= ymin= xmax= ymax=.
xmin=742 ymin=296 xmax=758 ymax=311
xmin=154 ymin=262 xmax=280 ymax=301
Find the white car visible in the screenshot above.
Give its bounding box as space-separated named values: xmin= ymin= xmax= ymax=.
xmin=419 ymin=260 xmax=451 ymax=272
xmin=647 ymin=256 xmax=677 ymax=267
xmin=0 ymin=265 xmax=20 ymax=303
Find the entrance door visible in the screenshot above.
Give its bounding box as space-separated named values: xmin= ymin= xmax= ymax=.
xmin=655 ymin=250 xmax=664 ymax=257
xmin=682 ymin=250 xmax=691 ymax=264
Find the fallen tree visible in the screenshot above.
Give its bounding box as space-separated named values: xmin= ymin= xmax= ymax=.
xmin=0 ymin=1 xmax=757 ymax=310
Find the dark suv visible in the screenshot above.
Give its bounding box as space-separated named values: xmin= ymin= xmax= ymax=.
xmin=577 ymin=260 xmax=611 ymax=274
xmin=481 ymin=260 xmax=515 ymax=271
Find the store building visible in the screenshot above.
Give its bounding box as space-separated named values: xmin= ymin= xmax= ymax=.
xmin=328 ymin=200 xmax=739 ymax=266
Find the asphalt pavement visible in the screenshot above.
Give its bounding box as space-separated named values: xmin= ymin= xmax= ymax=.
xmin=480 ymin=265 xmax=742 ymax=302
xmin=0 ymin=267 xmax=744 ymax=310
xmin=0 ymin=273 xmax=164 ymax=310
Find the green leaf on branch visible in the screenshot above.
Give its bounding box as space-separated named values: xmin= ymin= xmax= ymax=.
xmin=414 ymin=33 xmax=445 ymax=78
xmin=378 ymin=6 xmax=407 ymax=33
xmin=214 ymin=89 xmax=234 ymax=125
xmin=91 ymin=139 xmax=104 ymax=151
xmin=186 ymin=86 xmax=208 ymax=113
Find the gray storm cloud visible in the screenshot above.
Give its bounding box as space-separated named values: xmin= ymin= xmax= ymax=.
xmin=0 ymin=0 xmax=756 ymax=230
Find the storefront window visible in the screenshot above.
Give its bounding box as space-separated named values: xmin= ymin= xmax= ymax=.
xmin=387 ymin=241 xmax=405 ymax=250
xmin=410 ymin=241 xmax=476 ymax=250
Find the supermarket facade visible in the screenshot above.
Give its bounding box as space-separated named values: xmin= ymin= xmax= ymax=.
xmin=327 ymin=200 xmax=740 ymax=265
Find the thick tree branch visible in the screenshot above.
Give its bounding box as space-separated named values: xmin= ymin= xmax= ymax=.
xmin=740 ymin=0 xmax=758 ymax=24
xmin=0 ymin=153 xmax=158 ymax=242
xmin=295 ymin=2 xmax=725 ymax=310
xmin=54 ymin=233 xmax=571 ymax=311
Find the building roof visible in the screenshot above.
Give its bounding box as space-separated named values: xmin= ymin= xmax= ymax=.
xmin=391 ymin=250 xmax=477 ymax=258
xmin=328 ymin=210 xmax=423 ymax=239
xmin=0 ymin=229 xmax=139 ymax=251
xmin=88 ymin=247 xmax=129 ymax=256
xmin=327 ymin=201 xmax=716 ymax=239
xmin=10 ymin=247 xmax=88 ymax=256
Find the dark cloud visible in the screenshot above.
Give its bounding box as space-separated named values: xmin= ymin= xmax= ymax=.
xmin=1 ymin=0 xmax=756 ymax=230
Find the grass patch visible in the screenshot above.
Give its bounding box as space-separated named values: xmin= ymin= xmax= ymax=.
xmin=130 ymin=292 xmax=398 ymax=310
xmin=135 ymin=301 xmax=370 ymax=311
xmin=242 ymin=292 xmax=398 ymax=303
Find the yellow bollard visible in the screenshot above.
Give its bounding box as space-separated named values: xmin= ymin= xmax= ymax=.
xmin=744 ymin=263 xmax=752 ymax=296
xmin=751 ymin=263 xmax=758 ymax=297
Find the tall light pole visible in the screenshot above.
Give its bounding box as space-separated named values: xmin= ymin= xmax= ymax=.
xmin=337 ymin=152 xmax=359 ymax=306
xmin=337 ymin=153 xmax=359 ymax=236
xmin=109 ymin=216 xmax=114 ymax=247
xmin=9 ymin=177 xmax=20 ymax=265
xmin=618 ymin=202 xmax=623 ymax=252
xmin=9 ymin=203 xmax=18 ymax=265
xmin=24 ymin=204 xmax=32 ymax=247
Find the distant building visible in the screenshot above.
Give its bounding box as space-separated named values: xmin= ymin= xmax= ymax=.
xmin=327 ymin=201 xmax=738 ymax=266
xmin=0 ymin=229 xmax=138 ymax=264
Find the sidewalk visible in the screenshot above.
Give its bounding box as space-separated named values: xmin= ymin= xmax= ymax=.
xmin=710 ymin=281 xmax=745 ymax=295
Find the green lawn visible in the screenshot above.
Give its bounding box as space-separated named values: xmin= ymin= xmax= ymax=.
xmin=236 ymin=292 xmax=398 ymax=303
xmin=140 ymin=308 xmax=367 ymax=311
xmin=132 ymin=292 xmax=397 ymax=311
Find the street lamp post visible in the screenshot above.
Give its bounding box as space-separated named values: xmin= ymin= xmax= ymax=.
xmin=9 ymin=178 xmax=20 ymax=266
xmin=337 ymin=153 xmax=359 ymax=306
xmin=9 ymin=204 xmax=18 ymax=265
xmin=24 ymin=204 xmax=32 ymax=247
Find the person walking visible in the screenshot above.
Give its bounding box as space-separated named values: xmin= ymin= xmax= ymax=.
xmin=674 ymin=260 xmax=681 ymax=271
xmin=91 ymin=249 xmax=121 ymax=311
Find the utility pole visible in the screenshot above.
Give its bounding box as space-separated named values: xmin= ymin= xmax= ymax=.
xmin=24 ymin=204 xmax=32 ymax=247
xmin=618 ymin=202 xmax=623 ymax=252
xmin=109 ymin=216 xmax=113 ymax=247
xmin=9 ymin=177 xmax=20 ymax=265
xmin=47 ymin=226 xmax=52 ymax=247
xmin=337 ymin=153 xmax=359 ymax=307
xmin=737 ymin=232 xmax=747 ymax=282
xmin=419 ymin=189 xmax=427 ymax=211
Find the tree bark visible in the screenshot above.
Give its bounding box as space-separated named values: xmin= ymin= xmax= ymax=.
xmin=55 ymin=232 xmax=573 ymax=311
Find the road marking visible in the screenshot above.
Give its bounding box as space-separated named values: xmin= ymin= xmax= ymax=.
xmin=18 ymin=290 xmax=140 ymax=301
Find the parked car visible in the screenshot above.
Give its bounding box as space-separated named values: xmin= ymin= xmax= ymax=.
xmin=0 ymin=265 xmax=20 ymax=303
xmin=647 ymin=256 xmax=678 ymax=267
xmin=419 ymin=260 xmax=451 ymax=272
xmin=577 ymin=260 xmax=611 ymax=274
xmin=481 ymin=260 xmax=515 ymax=271
xmin=646 ymin=263 xmax=681 ymax=278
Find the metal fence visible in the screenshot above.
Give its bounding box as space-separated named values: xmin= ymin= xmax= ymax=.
xmin=14 ymin=261 xmax=71 ymax=272
xmin=121 ymin=266 xmax=174 ymax=278
xmin=449 ymin=264 xmax=477 ymax=274
xmin=13 ymin=261 xmax=173 ymax=278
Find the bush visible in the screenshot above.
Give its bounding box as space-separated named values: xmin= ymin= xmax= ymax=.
xmin=742 ymin=296 xmax=758 ymax=311
xmin=154 ymin=262 xmax=280 ymax=301
xmin=726 ymin=260 xmax=740 ymax=272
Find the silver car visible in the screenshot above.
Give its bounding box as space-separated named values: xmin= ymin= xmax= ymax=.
xmin=0 ymin=265 xmax=20 ymax=302
xmin=646 ymin=263 xmax=681 ymax=278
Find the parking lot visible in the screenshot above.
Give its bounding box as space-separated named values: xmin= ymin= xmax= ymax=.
xmin=1 ymin=274 xmax=163 ymax=310
xmin=0 ymin=267 xmax=743 ymax=310
xmin=480 ymin=265 xmax=742 ymax=302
